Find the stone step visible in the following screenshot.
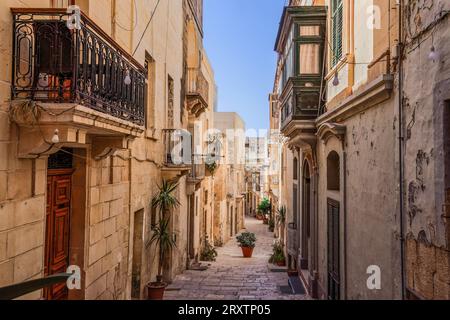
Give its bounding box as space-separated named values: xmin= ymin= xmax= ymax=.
xmin=288 ymin=276 xmax=306 ymax=295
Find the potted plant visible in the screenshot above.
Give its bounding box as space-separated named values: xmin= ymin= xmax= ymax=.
xmin=236 ymin=232 xmax=256 ymax=258
xmin=146 ymin=180 xmax=180 ymax=300
xmin=268 ymin=218 xmax=275 ymax=232
xmin=146 ymin=218 xmax=176 ymax=299
xmin=277 ymin=206 xmax=286 ymax=226
xmin=257 ymin=198 xmax=271 ymax=224
xmin=269 ymin=241 xmax=286 ymax=266
xmin=205 ymin=161 xmax=217 ymax=176
xmin=200 ymin=236 xmax=218 ymax=262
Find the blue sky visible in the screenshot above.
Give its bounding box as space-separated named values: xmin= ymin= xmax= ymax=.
xmin=203 ymin=0 xmax=286 ymax=131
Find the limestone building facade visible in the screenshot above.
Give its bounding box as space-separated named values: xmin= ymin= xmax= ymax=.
xmin=0 ymin=0 xmax=216 ymax=300
xmin=272 ymin=0 xmax=450 ymax=300
xmin=213 ymin=112 xmax=246 ymax=246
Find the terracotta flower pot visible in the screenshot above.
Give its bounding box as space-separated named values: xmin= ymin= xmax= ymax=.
xmin=241 ymin=246 xmax=254 ymax=258
xmin=146 ymin=282 xmax=167 ymax=300
xmin=277 ymin=260 xmax=286 ymax=267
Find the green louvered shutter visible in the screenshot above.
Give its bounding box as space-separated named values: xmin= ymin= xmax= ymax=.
xmin=331 ymin=0 xmax=343 ymax=67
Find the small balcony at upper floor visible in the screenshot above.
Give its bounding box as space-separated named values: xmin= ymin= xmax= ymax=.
xmin=185 ymin=67 xmax=209 ymax=118
xmin=10 ymin=8 xmax=146 ymax=158
xmin=187 ymin=155 xmax=206 ymax=185
xmin=275 ymin=5 xmax=327 ymax=147
xmin=161 ymin=129 xmax=192 ymax=180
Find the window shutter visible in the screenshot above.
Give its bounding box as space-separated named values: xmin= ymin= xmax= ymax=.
xmin=331 ymin=0 xmax=343 ymax=67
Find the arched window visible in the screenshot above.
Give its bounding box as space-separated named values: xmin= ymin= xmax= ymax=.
xmin=293 ymin=157 xmax=298 ymax=180
xmin=327 ymin=151 xmax=340 ymax=191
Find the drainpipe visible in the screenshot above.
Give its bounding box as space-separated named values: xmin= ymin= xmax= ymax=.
xmin=342 ymin=140 xmax=348 ymax=300
xmin=398 ymin=0 xmax=407 ymax=300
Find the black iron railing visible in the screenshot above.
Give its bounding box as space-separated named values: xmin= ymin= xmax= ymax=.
xmin=11 ymin=9 xmax=146 ymax=126
xmin=188 ymin=163 xmax=205 ymax=182
xmin=162 ymin=129 xmax=191 ymax=166
xmin=186 ymin=67 xmax=209 ymax=104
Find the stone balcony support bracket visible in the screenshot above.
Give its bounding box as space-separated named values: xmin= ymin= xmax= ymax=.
xmin=15 ymin=103 xmax=144 ymax=159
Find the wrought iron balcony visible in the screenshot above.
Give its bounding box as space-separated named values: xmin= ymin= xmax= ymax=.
xmin=11 ymin=8 xmax=146 ymax=126
xmin=162 ymin=128 xmax=191 ymax=167
xmin=187 ymin=162 xmax=206 ymax=184
xmin=186 ymin=67 xmax=209 ymax=117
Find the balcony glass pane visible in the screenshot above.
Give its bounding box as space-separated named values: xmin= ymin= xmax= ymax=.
xmin=299 ymin=44 xmax=320 ymax=74
xmin=299 ymin=25 xmax=320 ymax=36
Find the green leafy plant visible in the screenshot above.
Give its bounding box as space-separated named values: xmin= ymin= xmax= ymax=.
xmin=200 ymin=237 xmax=218 ymax=262
xmin=236 ymin=232 xmax=257 ymax=248
xmin=151 ymin=180 xmax=180 ymax=218
xmin=205 ymin=162 xmax=217 ymax=175
xmin=148 ymin=218 xmax=177 ymax=283
xmin=269 ymin=240 xmax=285 ymax=264
xmin=214 ymin=237 xmax=224 ymax=247
xmin=277 ymin=206 xmax=286 ymax=225
xmin=268 ymin=218 xmax=275 ymax=232
xmin=257 ymin=198 xmax=271 ymax=216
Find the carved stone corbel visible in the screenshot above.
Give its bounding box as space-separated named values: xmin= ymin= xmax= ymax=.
xmin=317 ymin=122 xmax=347 ymax=144
xmin=91 ymin=136 xmax=131 ymax=160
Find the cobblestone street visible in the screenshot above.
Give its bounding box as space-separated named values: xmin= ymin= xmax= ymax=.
xmin=164 ymin=217 xmax=309 ymax=300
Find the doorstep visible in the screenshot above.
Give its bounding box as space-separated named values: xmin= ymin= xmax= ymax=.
xmin=267 ymin=263 xmax=288 ymax=273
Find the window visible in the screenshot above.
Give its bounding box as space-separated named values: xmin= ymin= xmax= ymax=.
xmin=299 ymin=44 xmax=320 ymax=74
xmin=327 ymin=151 xmax=340 ymax=191
xmin=331 ymin=0 xmax=343 ymax=67
xmin=145 ymin=53 xmax=155 ymax=128
xmin=293 ymin=157 xmax=298 ymax=181
xmin=293 ymin=185 xmax=298 ymax=228
xmin=52 ymin=0 xmax=73 ymax=8
xmin=167 ymin=76 xmax=174 ymax=128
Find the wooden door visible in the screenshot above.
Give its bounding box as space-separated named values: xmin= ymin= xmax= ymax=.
xmin=45 ymin=169 xmax=73 ymax=300
xmin=327 ymin=199 xmax=340 ymax=300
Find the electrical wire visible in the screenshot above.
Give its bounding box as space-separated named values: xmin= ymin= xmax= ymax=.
xmin=19 ymin=102 xmax=162 ymax=166
xmin=132 ymin=0 xmax=162 ymax=57
xmin=113 ymin=0 xmax=138 ymax=32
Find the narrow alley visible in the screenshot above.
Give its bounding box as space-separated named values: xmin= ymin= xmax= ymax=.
xmin=164 ymin=218 xmax=309 ymax=300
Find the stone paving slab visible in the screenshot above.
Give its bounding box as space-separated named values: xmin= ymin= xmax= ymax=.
xmin=164 ymin=217 xmax=309 ymax=301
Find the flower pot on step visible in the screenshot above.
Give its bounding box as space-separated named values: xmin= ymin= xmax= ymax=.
xmin=277 ymin=260 xmax=286 ymax=267
xmin=146 ymin=282 xmax=167 ymax=300
xmin=241 ymin=246 xmax=254 ymax=258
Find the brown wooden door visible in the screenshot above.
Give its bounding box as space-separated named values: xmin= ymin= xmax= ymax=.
xmin=327 ymin=199 xmax=340 ymax=300
xmin=45 ymin=169 xmax=73 ymax=300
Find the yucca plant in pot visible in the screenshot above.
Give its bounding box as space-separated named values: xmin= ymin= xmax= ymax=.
xmin=146 ymin=218 xmax=177 ymax=300
xmin=146 ymin=180 xmax=180 ymax=300
xmin=236 ymin=232 xmax=256 ymax=258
